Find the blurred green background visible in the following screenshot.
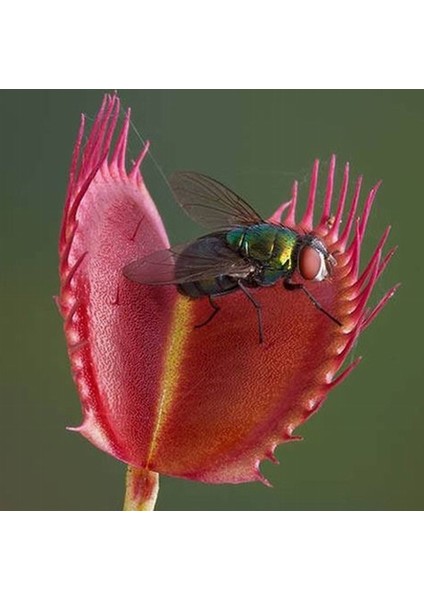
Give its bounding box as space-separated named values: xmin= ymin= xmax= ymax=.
xmin=0 ymin=90 xmax=420 ymax=510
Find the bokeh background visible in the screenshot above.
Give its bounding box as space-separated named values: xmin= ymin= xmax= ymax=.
xmin=0 ymin=90 xmax=420 ymax=510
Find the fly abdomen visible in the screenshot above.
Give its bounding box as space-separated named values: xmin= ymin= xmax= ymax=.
xmin=175 ymin=234 xmax=241 ymax=299
xmin=178 ymin=275 xmax=238 ymax=298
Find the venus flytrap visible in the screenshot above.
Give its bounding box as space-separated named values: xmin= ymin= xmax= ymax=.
xmin=58 ymin=94 xmax=398 ymax=510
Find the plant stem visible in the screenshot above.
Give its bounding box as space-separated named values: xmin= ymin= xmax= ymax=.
xmin=123 ymin=466 xmax=159 ymax=511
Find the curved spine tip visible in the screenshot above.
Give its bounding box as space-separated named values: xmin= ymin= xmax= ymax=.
xmin=358 ymin=182 xmax=381 ymax=242
xmin=334 ymin=326 xmax=362 ymax=368
xmin=62 ymin=251 xmax=88 ymax=290
xmin=345 ymin=220 xmax=361 ymax=278
xmin=265 ymin=450 xmax=279 ymax=465
xmin=256 ymin=471 xmax=273 ymax=488
xmin=319 ymin=154 xmax=336 ymax=227
xmin=67 ymin=165 xmax=102 ymax=226
xmin=377 ymin=245 xmax=398 ymax=280
xmin=327 ymin=160 xmax=349 ymax=242
xmin=131 ymin=140 xmax=150 ymax=178
xmin=350 ymin=250 xmax=382 ymax=318
xmin=285 ymin=180 xmax=298 ymax=227
xmin=60 ymin=115 xmax=86 ymax=249
xmin=361 ymin=283 xmax=400 ymax=330
xmin=356 ymin=226 xmax=391 ymax=290
xmin=111 ymin=108 xmax=131 ymax=174
xmin=60 ymin=221 xmax=78 ymax=273
xmin=338 ymin=175 xmax=362 ymax=251
xmin=53 ymin=295 xmax=61 ymax=312
xmin=65 ymin=96 xmax=124 ymax=233
xmin=64 ymin=299 xmax=81 ymax=327
xmin=329 ymin=357 xmax=362 ymax=390
xmin=286 ymin=434 xmax=303 ymax=442
xmin=300 ymin=159 xmax=319 ymax=230
xmin=101 ymin=100 xmax=121 ymax=169
xmin=66 ymin=424 xmax=83 ymax=433
xmin=270 ymin=199 xmax=292 ymax=224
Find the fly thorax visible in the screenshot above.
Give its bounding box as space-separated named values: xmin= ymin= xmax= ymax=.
xmin=225 ymin=227 xmax=246 ymax=252
xmin=271 ymin=227 xmax=298 ymax=273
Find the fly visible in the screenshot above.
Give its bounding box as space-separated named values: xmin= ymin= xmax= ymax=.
xmin=123 ymin=171 xmax=341 ymax=343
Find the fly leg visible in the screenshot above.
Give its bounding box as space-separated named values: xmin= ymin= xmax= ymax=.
xmin=194 ymin=296 xmax=221 ymax=330
xmin=238 ymin=281 xmax=264 ymax=344
xmin=283 ymin=279 xmax=342 ymax=326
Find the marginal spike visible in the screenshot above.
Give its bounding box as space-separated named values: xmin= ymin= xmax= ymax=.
xmin=255 ymin=469 xmax=272 ymax=488
xmin=327 ymin=357 xmax=362 ymax=390
xmin=67 ymin=163 xmax=104 ymax=226
xmin=300 ymin=159 xmax=319 ymax=230
xmin=264 ymin=449 xmax=279 ymax=464
xmin=334 ymin=326 xmax=362 ymax=368
xmin=376 ymin=245 xmax=398 ymax=281
xmin=319 ymin=154 xmax=336 ymax=228
xmin=83 ymin=95 xmax=109 ymax=168
xmin=60 ymin=221 xmax=78 ymax=272
xmin=270 ymin=199 xmax=292 ymax=224
xmin=326 ymin=161 xmax=349 ymax=243
xmin=345 ymin=219 xmax=361 ymax=279
xmin=358 ymin=181 xmax=382 ymax=242
xmin=64 ymin=299 xmax=81 ymax=327
xmin=356 ymin=226 xmax=391 ymax=290
xmin=66 ymin=100 xmax=121 ymax=222
xmin=288 ymin=435 xmax=303 ymax=442
xmin=83 ymin=94 xmax=117 ymax=175
xmin=130 ymin=140 xmax=150 ymax=179
xmin=284 ymin=180 xmax=298 ymax=227
xmin=62 ymin=251 xmax=88 ymax=290
xmin=350 ymin=249 xmax=382 ymax=317
xmin=361 ymin=283 xmax=400 ymax=331
xmin=111 ymin=107 xmax=131 ymax=174
xmin=99 ymin=96 xmax=121 ymax=171
xmin=66 ymin=424 xmax=83 ymax=432
xmin=53 ymin=295 xmax=61 ymax=313
xmin=61 ymin=114 xmax=86 ymax=249
xmin=338 ymin=175 xmax=362 ymax=251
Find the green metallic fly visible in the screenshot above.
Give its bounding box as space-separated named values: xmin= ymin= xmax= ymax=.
xmin=124 ymin=171 xmax=341 ymax=343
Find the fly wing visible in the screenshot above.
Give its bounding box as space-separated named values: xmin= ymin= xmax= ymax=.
xmin=169 ymin=171 xmax=263 ymax=230
xmin=123 ymin=236 xmax=254 ymax=285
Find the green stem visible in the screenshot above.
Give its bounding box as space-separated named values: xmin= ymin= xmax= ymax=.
xmin=123 ymin=466 xmax=159 ymax=511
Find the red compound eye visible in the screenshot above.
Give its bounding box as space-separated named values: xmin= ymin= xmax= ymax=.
xmin=299 ymin=245 xmax=322 ymax=280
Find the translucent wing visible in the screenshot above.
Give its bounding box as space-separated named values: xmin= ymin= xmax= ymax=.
xmin=169 ymin=171 xmax=263 ymax=230
xmin=123 ymin=236 xmax=254 ymax=285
